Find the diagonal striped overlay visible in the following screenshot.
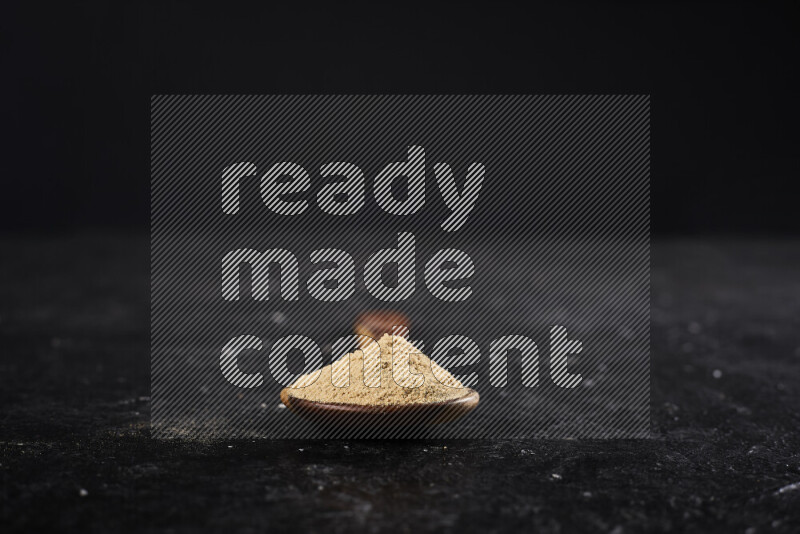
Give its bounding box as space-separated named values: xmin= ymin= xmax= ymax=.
xmin=151 ymin=95 xmax=650 ymax=439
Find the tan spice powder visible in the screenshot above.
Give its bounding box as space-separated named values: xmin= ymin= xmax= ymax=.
xmin=285 ymin=334 xmax=468 ymax=406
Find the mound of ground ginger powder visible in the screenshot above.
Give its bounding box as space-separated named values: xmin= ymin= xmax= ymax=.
xmin=285 ymin=334 xmax=468 ymax=406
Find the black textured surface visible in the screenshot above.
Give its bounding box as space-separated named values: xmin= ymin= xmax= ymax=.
xmin=1 ymin=236 xmax=799 ymax=532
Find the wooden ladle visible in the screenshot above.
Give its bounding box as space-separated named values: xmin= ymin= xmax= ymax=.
xmin=280 ymin=388 xmax=480 ymax=428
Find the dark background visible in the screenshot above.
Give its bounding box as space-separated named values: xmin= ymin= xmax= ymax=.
xmin=3 ymin=2 xmax=800 ymax=533
xmin=2 ymin=1 xmax=797 ymax=235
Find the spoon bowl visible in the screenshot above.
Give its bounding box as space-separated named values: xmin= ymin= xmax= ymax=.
xmin=280 ymin=388 xmax=480 ymax=428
